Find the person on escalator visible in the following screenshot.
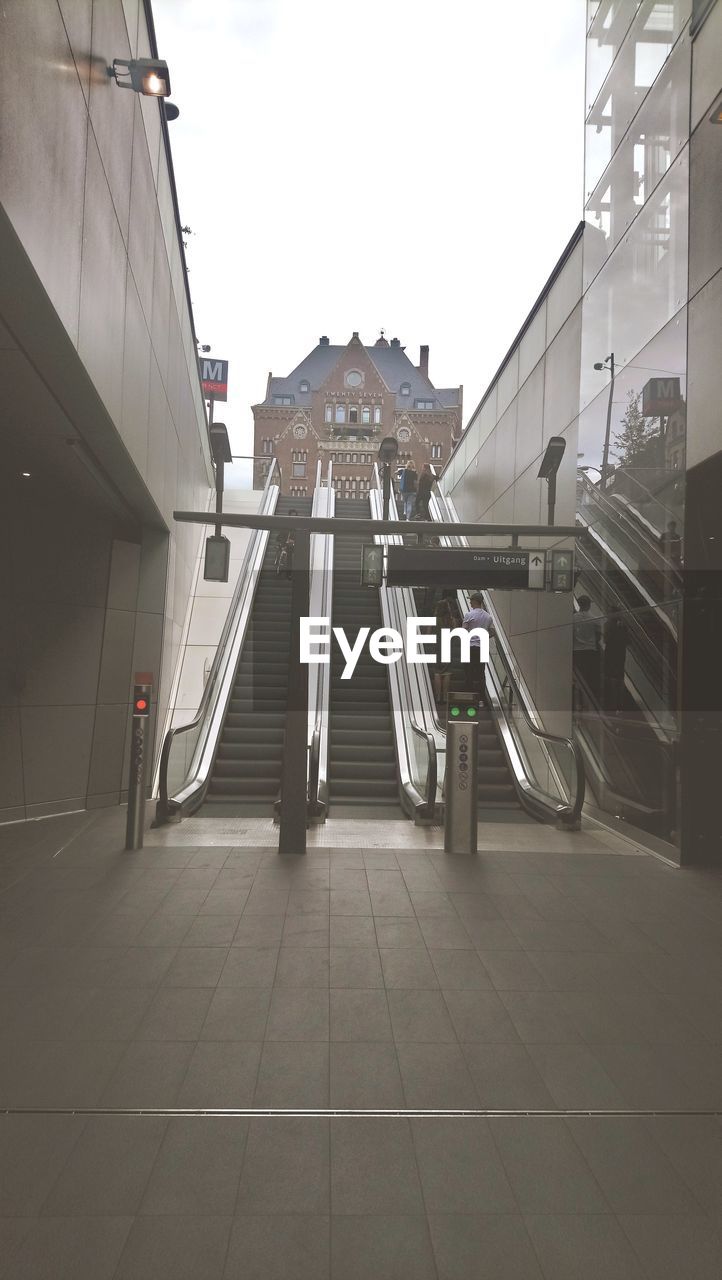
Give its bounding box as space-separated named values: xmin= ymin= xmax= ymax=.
xmin=462 ymin=592 xmax=494 ymax=704
xmin=573 ymin=595 xmax=602 ymax=704
xmin=399 ymin=461 xmax=418 ymax=520
xmin=275 ymin=509 xmax=297 ymax=580
xmin=412 ymin=463 xmax=436 ymax=521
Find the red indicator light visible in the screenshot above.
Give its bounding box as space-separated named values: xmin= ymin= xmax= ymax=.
xmin=135 ymin=698 xmax=147 ymax=711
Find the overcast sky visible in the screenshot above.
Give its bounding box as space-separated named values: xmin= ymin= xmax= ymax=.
xmin=154 ymin=0 xmax=586 ymax=468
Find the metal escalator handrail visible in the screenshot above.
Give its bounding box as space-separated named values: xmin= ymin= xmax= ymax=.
xmin=307 ymin=459 xmax=334 ymax=818
xmin=431 ymin=490 xmax=585 ymax=827
xmin=578 ymin=470 xmax=671 ymax=571
xmin=155 ymin=458 xmax=280 ymax=822
xmin=370 ymin=467 xmax=438 ymax=819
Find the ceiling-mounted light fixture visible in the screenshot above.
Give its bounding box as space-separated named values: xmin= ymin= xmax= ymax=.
xmin=111 ymin=57 xmax=171 ymax=97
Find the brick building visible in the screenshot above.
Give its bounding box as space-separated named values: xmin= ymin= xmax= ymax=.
xmin=252 ymin=332 xmax=462 ymax=499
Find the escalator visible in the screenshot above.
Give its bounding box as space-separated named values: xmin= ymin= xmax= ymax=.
xmin=328 ymin=497 xmax=402 ymax=814
xmin=202 ymin=495 xmax=313 ymax=813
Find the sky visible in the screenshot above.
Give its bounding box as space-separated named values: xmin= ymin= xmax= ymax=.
xmin=153 ymin=0 xmax=586 ymax=472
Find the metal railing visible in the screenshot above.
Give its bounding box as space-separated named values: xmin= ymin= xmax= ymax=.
xmin=154 ymin=458 xmax=281 ymax=824
xmin=431 ymin=489 xmax=585 ymax=828
xmin=307 ymin=460 xmax=334 ymax=819
xmin=370 ymin=468 xmax=438 ymax=820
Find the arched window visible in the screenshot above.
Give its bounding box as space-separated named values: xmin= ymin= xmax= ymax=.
xmin=374 ymin=406 xmax=382 ymax=424
xmin=335 ymin=404 xmax=346 ymax=423
xmin=299 ymin=379 xmax=310 ymax=392
xmin=325 ymin=403 xmax=333 ymax=422
xmin=400 ymin=382 xmax=411 ymax=396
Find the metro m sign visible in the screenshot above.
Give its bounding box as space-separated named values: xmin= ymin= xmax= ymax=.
xmin=642 ymin=376 xmax=681 ymax=417
xmin=200 ymin=357 xmax=229 ymax=402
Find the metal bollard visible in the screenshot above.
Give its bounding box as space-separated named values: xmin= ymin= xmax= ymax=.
xmin=125 ymin=675 xmax=152 ymax=851
xmin=444 ymin=693 xmax=479 ymax=855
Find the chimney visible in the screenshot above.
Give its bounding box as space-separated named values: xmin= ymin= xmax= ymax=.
xmin=390 ymin=337 xmax=400 ymax=347
xmin=419 ymin=344 xmax=429 ymax=378
xmin=319 ymin=335 xmax=329 ymax=345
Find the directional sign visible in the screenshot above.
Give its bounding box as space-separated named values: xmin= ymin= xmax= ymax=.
xmin=550 ymin=549 xmax=574 ymax=592
xmin=528 ymin=551 xmax=545 ymax=590
xmin=386 ymin=546 xmax=530 ymax=590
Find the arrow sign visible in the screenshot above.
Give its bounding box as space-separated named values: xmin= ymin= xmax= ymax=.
xmin=528 ymin=551 xmax=546 ymax=590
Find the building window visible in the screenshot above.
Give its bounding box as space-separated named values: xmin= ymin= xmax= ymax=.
xmin=349 ymin=406 xmax=359 ymax=424
xmin=299 ymin=380 xmax=310 ymax=392
xmin=415 ymin=399 xmax=434 ymax=410
xmin=325 ymin=403 xmax=333 ymax=422
xmin=374 ymin=406 xmax=382 ymax=424
xmin=293 ymin=462 xmax=306 ymax=477
xmin=400 ymin=383 xmax=411 ymax=396
xmin=273 ymin=395 xmax=292 ymax=405
xmin=335 ymin=404 xmax=346 ymax=423
xmin=362 ymin=406 xmax=371 ymax=424
xmin=261 ymin=438 xmax=273 ymax=454
xmin=431 ymin=443 xmax=442 ymax=459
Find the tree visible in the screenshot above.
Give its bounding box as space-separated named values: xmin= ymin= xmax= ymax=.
xmin=612 ymin=390 xmax=658 ymax=468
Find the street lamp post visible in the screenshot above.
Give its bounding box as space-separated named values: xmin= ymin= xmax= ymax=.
xmin=594 ymin=352 xmax=615 ymax=490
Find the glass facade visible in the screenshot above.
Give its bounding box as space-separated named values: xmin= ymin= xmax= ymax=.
xmin=576 ymin=0 xmax=692 ymax=846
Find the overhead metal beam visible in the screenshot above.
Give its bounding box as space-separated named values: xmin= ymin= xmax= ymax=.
xmin=174 ymin=510 xmax=579 ymax=540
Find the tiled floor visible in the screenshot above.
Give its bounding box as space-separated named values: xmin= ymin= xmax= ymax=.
xmin=1 ymin=807 xmax=722 ymax=1276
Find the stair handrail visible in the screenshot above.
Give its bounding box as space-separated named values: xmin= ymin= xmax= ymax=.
xmin=154 ymin=458 xmax=280 ymax=824
xmin=370 ymin=466 xmax=438 ymax=819
xmin=431 ymin=489 xmax=585 ymax=827
xmin=307 ymin=459 xmax=334 ymax=818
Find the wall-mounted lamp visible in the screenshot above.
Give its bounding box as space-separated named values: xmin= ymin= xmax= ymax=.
xmin=537 ymin=436 xmax=566 ymax=526
xmin=593 ymin=352 xmax=615 ymax=489
xmin=111 ymin=58 xmax=171 ymax=97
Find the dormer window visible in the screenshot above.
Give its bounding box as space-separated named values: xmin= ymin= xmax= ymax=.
xmin=299 ymin=380 xmax=310 ymax=393
xmin=415 ymin=399 xmax=434 ymax=410
xmin=400 ymin=383 xmax=411 ymax=396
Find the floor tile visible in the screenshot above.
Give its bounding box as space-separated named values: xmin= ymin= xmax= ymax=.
xmin=40 ymin=1115 xmax=167 ymax=1216
xmin=619 ymin=1213 xmax=722 ymax=1280
xmin=282 ymin=914 xmax=330 ymax=948
xmin=225 ymin=1215 xmax=329 ymax=1280
xmin=201 ymin=986 xmax=272 ymax=1041
xmin=462 ymin=1043 xmax=556 ymax=1108
xmin=411 ymin=1117 xmax=516 ymax=1212
xmin=388 ymin=989 xmax=456 ymax=1042
xmin=141 ymin=1117 xmax=249 ymax=1215
xmin=136 ymin=987 xmax=213 ymax=1040
xmin=253 ymin=1042 xmax=330 ymax=1107
xmin=331 ymin=989 xmax=392 ymax=1042
xmin=396 ymin=1042 xmax=479 ymax=1107
xmin=374 ymin=918 xmax=425 ymax=948
xmin=380 ymin=947 xmax=439 ymax=989
xmin=237 ymin=1118 xmax=329 ymax=1214
xmin=330 ymin=916 xmax=377 ymax=947
xmin=489 ymin=1117 xmax=608 ymax=1213
xmin=331 ymin=1118 xmax=423 ymax=1214
xmin=330 ymin=946 xmax=383 ymax=988
xmin=178 ymin=1040 xmax=262 ymax=1106
xmin=330 ymin=1042 xmax=404 ymax=1108
xmin=182 ymin=916 xmax=239 ymax=946
xmin=428 ymin=1213 xmax=544 ymax=1280
xmin=331 ymin=1215 xmax=437 ymax=1280
xmin=525 ymin=1214 xmax=646 ymax=1280
xmin=162 ymin=946 xmax=228 ymax=988
xmin=2 ymin=1216 xmax=132 ymax=1280
xmin=0 ymin=1115 xmax=86 ymax=1215
xmin=115 ymin=1216 xmax=231 ymax=1280
xmin=101 ymin=1041 xmax=194 ymax=1107
xmin=233 ymin=915 xmax=284 ymax=947
xmin=275 ymin=947 xmax=330 ymax=988
xmin=219 ymin=946 xmax=279 ymax=987
xmin=266 ymin=988 xmax=329 ymax=1041
xmin=567 ymin=1117 xmax=704 ymax=1215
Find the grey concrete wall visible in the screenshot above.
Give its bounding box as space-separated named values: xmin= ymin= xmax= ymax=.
xmin=0 ymin=0 xmax=214 ymax=821
xmin=441 ymin=238 xmax=582 ymax=737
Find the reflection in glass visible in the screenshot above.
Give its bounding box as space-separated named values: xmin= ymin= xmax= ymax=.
xmin=585 ymin=32 xmax=690 ymax=278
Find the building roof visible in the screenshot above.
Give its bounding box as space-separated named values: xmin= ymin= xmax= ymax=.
xmin=258 ymin=336 xmax=461 ymax=411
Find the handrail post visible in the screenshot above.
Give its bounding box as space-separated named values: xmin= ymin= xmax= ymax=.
xmin=279 ymin=527 xmax=310 ymax=854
